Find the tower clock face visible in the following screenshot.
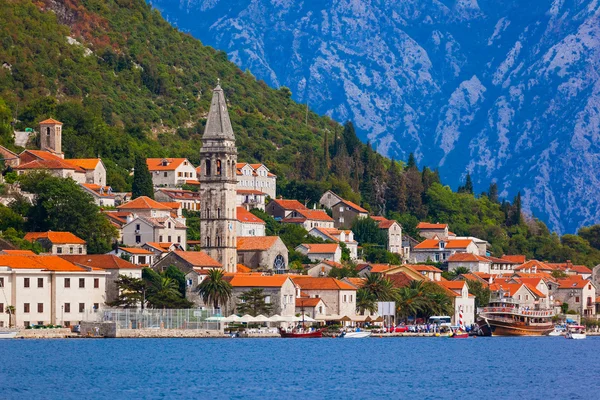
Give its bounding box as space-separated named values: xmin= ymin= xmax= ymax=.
xmin=273 ymin=255 xmax=286 ymax=270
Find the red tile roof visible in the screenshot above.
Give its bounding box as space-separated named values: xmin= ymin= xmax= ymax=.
xmin=445 ymin=240 xmax=473 ymax=249
xmin=39 ymin=118 xmax=62 ymax=124
xmin=370 ymin=216 xmax=397 ymax=229
xmin=146 ymin=158 xmax=192 ymax=171
xmin=236 ymin=207 xmax=265 ymax=224
xmin=117 ymin=196 xmax=172 ymax=210
xmin=292 ymin=277 xmax=356 ymax=290
xmin=118 ymin=247 xmax=154 ymax=255
xmin=237 ymin=236 xmax=280 ymax=251
xmin=447 ymin=253 xmax=490 ymax=262
xmin=336 ymin=199 xmax=368 ymax=213
xmin=298 ymin=243 xmax=339 ymax=254
xmin=296 ymin=297 xmax=323 ymax=307
xmin=24 ymin=231 xmax=86 ymax=244
xmin=556 ymin=276 xmax=593 ymax=290
xmin=344 ymin=277 xmax=367 ymax=288
xmin=228 ymin=274 xmax=289 ymax=287
xmin=1 ymin=250 xmax=36 ymax=255
xmin=292 ymin=209 xmax=334 ymax=222
xmin=405 ymin=264 xmax=442 ymax=273
xmin=0 ymin=255 xmax=87 ymax=272
xmin=236 ymin=264 xmax=252 ymax=273
xmin=413 ymin=239 xmax=440 ymax=249
xmin=387 ymin=272 xmax=417 ymax=289
xmin=59 ymin=255 xmax=140 ymax=269
xmin=270 ymin=199 xmax=307 ymax=210
xmin=417 ymin=222 xmax=448 ymax=229
xmin=173 ymin=251 xmax=221 ymax=268
xmin=67 ymin=158 xmax=101 ymax=170
xmin=501 ymin=255 xmax=526 ymax=264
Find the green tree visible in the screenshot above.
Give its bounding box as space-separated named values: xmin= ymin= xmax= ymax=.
xmin=356 ymin=288 xmax=377 ymax=315
xmin=385 ymin=160 xmax=407 ymax=213
xmin=18 ymin=172 xmax=117 ymax=253
xmin=467 ymin=280 xmax=491 ymax=309
xmin=236 ymin=288 xmax=274 ymax=316
xmin=107 ymin=274 xmax=147 ymax=309
xmin=351 ymin=217 xmax=387 ymax=246
xmin=488 ymin=182 xmax=499 ymax=203
xmin=131 ymin=155 xmax=154 ymax=199
xmin=5 ymin=305 xmax=16 ymax=328
xmin=164 ymin=265 xmax=187 ymax=298
xmin=362 ymin=273 xmax=397 ymax=302
xmin=197 ymin=269 xmax=232 ymax=311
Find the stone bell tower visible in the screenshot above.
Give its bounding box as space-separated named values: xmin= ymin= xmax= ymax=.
xmin=39 ymin=118 xmax=63 ymax=158
xmin=199 ymin=83 xmax=238 ymax=273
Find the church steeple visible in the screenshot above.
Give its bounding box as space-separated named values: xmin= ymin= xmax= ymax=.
xmin=199 ymin=83 xmax=238 ymax=273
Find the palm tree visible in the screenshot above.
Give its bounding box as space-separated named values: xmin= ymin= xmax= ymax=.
xmin=5 ymin=305 xmax=15 ymax=328
xmin=396 ymin=284 xmax=428 ymax=321
xmin=149 ymin=277 xmax=180 ymax=300
xmin=363 ymin=273 xmax=397 ymax=301
xmin=197 ymin=269 xmax=232 ymax=311
xmin=356 ymin=288 xmax=377 ymax=315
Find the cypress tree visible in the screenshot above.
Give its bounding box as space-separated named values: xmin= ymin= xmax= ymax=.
xmin=464 ymin=173 xmax=473 ymax=194
xmin=406 ymin=153 xmax=417 ymax=170
xmin=386 ymin=160 xmax=407 ymax=213
xmin=488 ymin=182 xmax=499 ymax=203
xmin=342 ymin=121 xmax=361 ymax=155
xmin=132 ymin=155 xmax=154 ymax=199
xmin=512 ymin=192 xmax=523 ymax=225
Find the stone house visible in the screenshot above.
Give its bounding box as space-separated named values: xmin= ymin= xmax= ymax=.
xmin=0 ymin=145 xmax=19 ymax=168
xmin=142 ymin=242 xmax=184 ymax=260
xmin=371 ymin=216 xmax=403 ymax=254
xmin=236 ymin=189 xmax=267 ymax=211
xmin=435 ymin=281 xmax=476 ymax=326
xmin=295 ymin=243 xmax=342 ymax=263
xmin=236 ymin=163 xmax=277 ymax=198
xmin=67 ymin=158 xmax=107 ymax=187
xmin=15 ymin=149 xmax=87 ymax=183
xmin=81 ymin=184 xmax=115 ymax=207
xmin=551 ymin=276 xmax=596 ymax=316
xmin=291 ymin=277 xmax=357 ymax=322
xmin=411 ymin=238 xmax=480 ymax=263
xmin=282 ymin=208 xmax=335 ymax=230
xmin=404 ymin=264 xmax=443 ymax=281
xmin=296 ymin=297 xmax=328 ymax=319
xmin=305 ymin=260 xmax=344 ymax=277
xmin=447 ymin=253 xmax=492 ymax=274
xmin=225 ymin=275 xmax=297 ymax=317
xmin=308 ymin=227 xmax=358 ymax=260
xmin=331 ymin=199 xmax=368 ymax=228
xmin=236 ymin=236 xmax=289 ymax=272
xmin=266 ymin=198 xmax=306 ymax=220
xmin=416 ymin=222 xmax=449 ymax=240
xmin=23 ymin=231 xmax=87 ymax=255
xmin=154 ymin=188 xmax=201 ymax=212
xmin=121 ymin=215 xmax=186 ymax=248
xmin=146 ymin=158 xmax=197 ymax=187
xmin=59 ymin=254 xmax=142 ymax=307
xmin=236 ymin=207 xmax=266 ymax=237
xmin=107 ymin=247 xmax=155 ymax=266
xmin=319 ymin=190 xmax=343 ymax=210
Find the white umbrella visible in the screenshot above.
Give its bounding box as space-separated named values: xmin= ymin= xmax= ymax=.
xmin=300 ymin=315 xmax=316 ymax=322
xmin=268 ymin=314 xmax=283 ymax=322
xmin=223 ymin=314 xmax=242 ymax=323
xmin=239 ymin=314 xmax=258 ymax=323
xmin=253 ymin=314 xmax=270 ymax=322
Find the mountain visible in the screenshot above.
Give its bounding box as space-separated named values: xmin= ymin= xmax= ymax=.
xmin=149 ymin=0 xmax=600 ymax=234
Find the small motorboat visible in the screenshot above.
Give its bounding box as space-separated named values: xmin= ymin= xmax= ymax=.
xmin=449 ymin=332 xmax=469 ymax=338
xmin=0 ymin=330 xmax=18 ymax=339
xmin=548 ymin=325 xmax=566 ymax=337
xmin=279 ymin=328 xmax=323 ymax=338
xmin=340 ymin=330 xmax=372 ymax=338
xmin=565 ymin=325 xmax=586 ymax=340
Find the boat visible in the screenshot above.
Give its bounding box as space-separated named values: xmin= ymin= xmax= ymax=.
xmin=476 ymin=298 xmax=554 ymax=336
xmin=340 ymin=330 xmax=372 ymax=338
xmin=449 ymin=332 xmax=469 ymax=338
xmin=548 ymin=325 xmax=566 ymax=337
xmin=279 ymin=328 xmax=323 ymax=338
xmin=0 ymin=330 xmax=18 ymax=339
xmin=565 ymin=325 xmax=586 ymax=340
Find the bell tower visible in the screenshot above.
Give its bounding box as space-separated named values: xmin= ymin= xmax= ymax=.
xmin=199 ymin=83 xmax=238 ymax=273
xmin=39 ymin=118 xmax=63 ymax=158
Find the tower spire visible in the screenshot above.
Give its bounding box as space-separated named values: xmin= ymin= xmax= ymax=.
xmin=203 ymin=83 xmax=235 ymax=140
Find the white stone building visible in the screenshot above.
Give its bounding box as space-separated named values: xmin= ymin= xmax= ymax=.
xmin=282 ymin=208 xmax=335 ymax=230
xmin=146 ymin=158 xmax=197 ymax=187
xmin=371 ymin=216 xmax=403 ymax=254
xmin=236 ymin=207 xmax=266 ymax=237
xmin=23 ymin=231 xmax=87 ymax=255
xmin=308 ymin=227 xmax=358 ymax=260
xmin=236 ymin=163 xmax=277 ymax=198
xmin=295 ymin=243 xmax=342 ymax=263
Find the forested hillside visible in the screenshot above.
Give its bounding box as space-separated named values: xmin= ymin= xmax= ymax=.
xmin=2 ymin=0 xmax=600 ymax=267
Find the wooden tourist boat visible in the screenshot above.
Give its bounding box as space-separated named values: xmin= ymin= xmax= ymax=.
xmin=476 ymin=299 xmax=554 ymax=336
xmin=279 ymin=328 xmax=324 ymax=338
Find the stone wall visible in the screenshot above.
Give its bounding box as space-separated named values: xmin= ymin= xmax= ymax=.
xmin=116 ymin=328 xmax=226 ymax=338
xmin=17 ymin=328 xmax=74 ymax=338
xmin=80 ymin=321 xmax=117 ymax=338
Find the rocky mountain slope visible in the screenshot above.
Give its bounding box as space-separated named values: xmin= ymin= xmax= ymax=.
xmin=150 ymin=0 xmax=600 ymax=234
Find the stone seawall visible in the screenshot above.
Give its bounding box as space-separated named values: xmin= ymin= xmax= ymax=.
xmin=16 ymin=328 xmax=75 ymax=339
xmin=116 ymin=329 xmax=227 ymax=338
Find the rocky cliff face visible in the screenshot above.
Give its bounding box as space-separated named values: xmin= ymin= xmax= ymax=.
xmin=151 ymin=0 xmax=600 ymax=233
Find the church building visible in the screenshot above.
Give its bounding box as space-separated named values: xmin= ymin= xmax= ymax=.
xmin=199 ymin=84 xmax=238 ymax=273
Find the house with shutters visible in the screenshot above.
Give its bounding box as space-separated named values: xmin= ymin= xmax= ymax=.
xmin=236 ymin=207 xmax=266 ymax=237
xmin=281 ymin=208 xmax=335 ymax=230
xmin=295 ymin=243 xmax=342 ymax=263
xmin=308 ymin=227 xmax=358 ymax=260
xmin=411 ymin=238 xmax=480 ymax=263
xmin=447 ymin=253 xmax=492 ymax=274
xmin=236 ymin=163 xmax=277 ymax=198
xmin=552 ymin=275 xmax=596 ymax=316
xmin=15 ymin=149 xmax=87 ymax=183
xmin=370 ymin=216 xmax=403 ymax=255
xmin=68 ymin=158 xmax=107 ymax=187
xmin=224 ymin=275 xmax=297 ymax=317
xmin=331 ymin=199 xmax=368 ymax=228
xmin=236 ymin=236 xmax=288 ymax=272
xmin=435 ymin=280 xmax=476 ymax=326
xmin=154 ymin=188 xmax=201 ymax=211
xmin=107 ymin=247 xmax=155 ymax=266
xmin=266 ymin=198 xmax=306 ymax=220
xmin=236 ymin=189 xmax=267 ymax=211
xmin=146 ymin=158 xmax=197 ymax=187
xmin=291 ymin=277 xmax=357 ymax=323
xmin=81 ymin=184 xmax=115 ymax=207
xmin=23 ymin=231 xmax=87 ymax=255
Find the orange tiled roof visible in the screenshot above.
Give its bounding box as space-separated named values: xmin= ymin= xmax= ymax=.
xmin=39 ymin=118 xmax=62 ymax=124
xmin=447 ymin=253 xmax=490 ymax=262
xmin=117 ymin=196 xmax=172 ymax=210
xmin=387 ymin=272 xmax=416 ymax=289
xmin=445 ymin=240 xmax=473 ymax=249
xmin=185 ymin=180 xmax=200 ymax=185
xmin=514 ymin=260 xmax=552 ymax=272
xmin=501 ymin=255 xmax=526 ymax=264
xmin=344 ymin=277 xmax=366 ymax=288
xmin=237 ymin=189 xmax=266 ymax=195
xmin=438 ymin=280 xmax=466 ymax=291
xmin=556 ymin=276 xmax=593 ymax=290
xmin=15 ymin=159 xmax=78 ymax=171
xmin=298 ymin=243 xmax=339 ymax=254
xmin=336 ymin=199 xmax=368 ymax=213
xmin=296 ymin=297 xmax=322 ymax=307
xmin=60 ymin=255 xmax=140 ymax=270
xmin=236 ymin=207 xmax=265 ymax=224
xmin=146 ymin=158 xmax=191 ymax=171
xmin=119 ymin=247 xmax=153 ymax=255
xmin=0 ymin=255 xmax=87 ymax=272
xmin=1 ymin=250 xmax=36 ymax=255
xmin=24 ymin=231 xmax=86 ymax=244
xmin=417 ymin=222 xmax=448 ymax=229
xmin=292 ymin=277 xmax=356 ymax=290
xmin=237 ymin=236 xmax=280 ymax=251
xmin=319 ymin=260 xmax=344 ymax=268
xmin=236 ymin=264 xmax=252 ymax=273
xmin=228 ymin=274 xmax=289 ymax=287
xmin=173 ymin=251 xmax=221 ymax=268
xmin=270 ymin=199 xmax=307 ymax=210
xmin=413 ymin=239 xmax=440 ymax=249
xmin=160 ymin=202 xmax=182 ymax=209
xmin=405 ymin=264 xmax=442 ymax=273
xmin=293 ymin=209 xmax=334 ymax=222
xmin=67 ymin=158 xmax=100 ymax=170
xmin=370 ymin=216 xmax=397 ymax=229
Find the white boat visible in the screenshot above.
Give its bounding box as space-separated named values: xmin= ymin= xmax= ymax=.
xmin=565 ymin=325 xmax=586 ymax=340
xmin=341 ymin=331 xmax=372 ymax=338
xmin=548 ymin=326 xmax=566 ymax=336
xmin=0 ymin=331 xmax=18 ymax=339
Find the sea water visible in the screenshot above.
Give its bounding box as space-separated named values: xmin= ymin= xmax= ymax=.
xmin=1 ymin=337 xmax=598 ymax=399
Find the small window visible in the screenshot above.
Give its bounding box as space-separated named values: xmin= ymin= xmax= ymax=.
xmin=265 ymin=296 xmax=271 ymax=304
xmin=78 ymin=247 xmax=83 ymax=254
xmin=136 ymin=235 xmax=141 ymax=244
xmin=575 ymin=296 xmax=580 ymax=303
xmin=79 ymin=278 xmax=85 ymax=288
xmin=57 ymin=247 xmax=62 ymax=254
xmin=37 ymin=303 xmax=43 ymax=313
xmin=37 ymin=278 xmax=44 ymax=288
xmin=93 ymin=303 xmax=99 ymax=310
xmin=168 ymin=222 xmax=172 ymax=229
xmin=79 ymin=303 xmax=85 ymax=312
xmin=24 ymin=321 xmax=30 ymax=327
xmin=159 ymin=236 xmax=163 ymax=242
xmin=168 ymin=236 xmax=172 ymax=242
xmin=69 ymin=247 xmax=74 ymax=254
xmin=64 ymin=278 xmax=70 ymax=288
xmin=64 ymin=303 xmax=71 ymax=313
xmin=343 ymin=295 xmax=347 ymax=302
xmin=0 ymin=303 xmax=4 ymax=313
xmin=24 ymin=278 xmax=30 ymax=288
xmin=177 ymin=236 xmax=181 ymax=243
xmin=178 ymin=172 xmax=182 ymax=177
xmin=94 ymin=278 xmax=99 ymax=289
xmin=136 ymin=224 xmax=141 ymax=230
xmin=163 ymin=172 xmax=168 ymax=178
xmin=0 ymin=277 xmax=3 ymax=287
xmin=24 ymin=303 xmax=30 ymax=313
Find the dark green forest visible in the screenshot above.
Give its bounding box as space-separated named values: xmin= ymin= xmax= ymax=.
xmin=2 ymin=0 xmax=600 ymax=267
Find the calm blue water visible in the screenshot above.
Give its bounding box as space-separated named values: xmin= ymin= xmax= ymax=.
xmin=1 ymin=337 xmax=599 ymax=399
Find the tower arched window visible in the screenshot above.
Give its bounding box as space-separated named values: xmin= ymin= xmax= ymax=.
xmin=206 ymin=237 xmax=211 ymax=247
xmin=205 ymin=159 xmax=211 ymax=176
xmin=216 ymin=159 xmax=222 ymax=175
xmin=217 ymin=236 xmax=221 ymax=247
xmin=205 ymin=206 xmax=210 ymax=219
xmin=217 ymin=208 xmax=221 ymax=218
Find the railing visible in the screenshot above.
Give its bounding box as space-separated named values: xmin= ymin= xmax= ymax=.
xmin=482 ymin=307 xmax=554 ymax=318
xmin=484 ymin=315 xmax=552 ymax=326
xmin=93 ymin=308 xmax=222 ymax=330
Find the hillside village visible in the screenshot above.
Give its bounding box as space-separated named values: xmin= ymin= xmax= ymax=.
xmin=1 ymin=85 xmax=599 ymax=333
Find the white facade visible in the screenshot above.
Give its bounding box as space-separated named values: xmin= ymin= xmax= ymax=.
xmin=295 ymin=244 xmax=342 ymax=263
xmin=121 ymin=216 xmax=187 ymax=248
xmin=236 ymin=163 xmax=277 ymax=198
xmin=147 ymin=158 xmax=197 ymax=187
xmin=236 ymin=221 xmax=266 ymax=237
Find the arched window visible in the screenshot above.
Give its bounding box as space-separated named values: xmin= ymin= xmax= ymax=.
xmin=217 ymin=208 xmax=221 ymax=218
xmin=205 ymin=159 xmax=211 ymax=176
xmin=205 ymin=206 xmax=210 ymax=219
xmin=206 ymin=237 xmax=211 ymax=247
xmin=216 ymin=159 xmax=222 ymax=175
xmin=217 ymin=236 xmax=221 ymax=247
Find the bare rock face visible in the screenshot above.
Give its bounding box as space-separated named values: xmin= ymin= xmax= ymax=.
xmin=150 ymin=0 xmax=600 ymax=233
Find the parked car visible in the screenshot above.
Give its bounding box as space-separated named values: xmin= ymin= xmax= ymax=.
xmin=387 ymin=325 xmax=408 ymax=333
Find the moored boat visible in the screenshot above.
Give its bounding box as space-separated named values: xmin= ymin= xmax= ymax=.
xmin=565 ymin=325 xmax=586 ymax=340
xmin=476 ymin=298 xmax=554 ymax=336
xmin=0 ymin=330 xmax=18 ymax=339
xmin=279 ymin=328 xmax=323 ymax=338
xmin=548 ymin=325 xmax=566 ymax=337
xmin=340 ymin=330 xmax=371 ymax=338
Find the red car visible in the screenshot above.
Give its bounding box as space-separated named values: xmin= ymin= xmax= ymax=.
xmin=386 ymin=325 xmax=408 ymax=333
